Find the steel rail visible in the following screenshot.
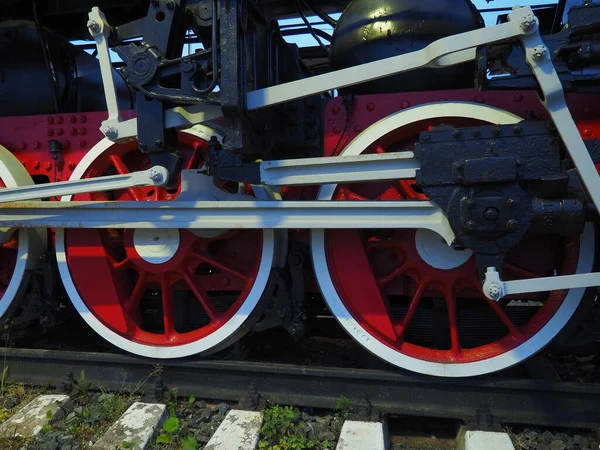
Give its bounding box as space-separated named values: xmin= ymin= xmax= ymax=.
xmin=2 ymin=348 xmax=599 ymax=429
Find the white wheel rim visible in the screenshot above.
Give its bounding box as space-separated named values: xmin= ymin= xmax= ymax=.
xmin=0 ymin=145 xmax=44 ymax=319
xmin=55 ymin=125 xmax=276 ymax=358
xmin=311 ymin=102 xmax=594 ymax=377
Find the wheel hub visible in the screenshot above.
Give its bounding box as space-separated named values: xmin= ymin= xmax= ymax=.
xmin=415 ymin=229 xmax=472 ymax=270
xmin=133 ymin=229 xmax=180 ymax=264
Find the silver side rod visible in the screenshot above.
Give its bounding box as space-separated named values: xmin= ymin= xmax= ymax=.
xmin=0 ymin=166 xmax=169 ymax=203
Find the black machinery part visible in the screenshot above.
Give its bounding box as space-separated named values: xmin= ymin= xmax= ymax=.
xmin=481 ymin=0 xmax=600 ymax=92
xmin=0 ymin=21 xmax=132 ymax=117
xmin=415 ymin=121 xmax=590 ymax=277
xmin=330 ymin=0 xmax=484 ymax=94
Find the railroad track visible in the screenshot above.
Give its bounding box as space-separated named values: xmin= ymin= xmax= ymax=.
xmin=2 ymin=348 xmax=599 ymax=431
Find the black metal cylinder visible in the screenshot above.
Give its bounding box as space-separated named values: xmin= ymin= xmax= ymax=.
xmin=0 ymin=21 xmax=133 ymax=117
xmin=330 ymin=0 xmax=484 ymax=94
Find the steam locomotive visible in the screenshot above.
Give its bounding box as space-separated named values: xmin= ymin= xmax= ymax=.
xmin=0 ymin=0 xmax=598 ymax=377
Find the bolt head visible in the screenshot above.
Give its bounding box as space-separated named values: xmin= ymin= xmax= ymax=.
xmin=483 ymin=207 xmax=500 ymax=222
xmin=520 ymin=12 xmax=537 ymax=31
xmin=466 ymin=220 xmax=477 ymax=231
xmin=507 ymin=219 xmax=520 ymax=231
xmin=532 ymin=45 xmax=547 ymax=61
xmin=102 ymin=126 xmax=118 ymax=139
xmin=149 ymin=168 xmax=163 ymax=183
xmin=87 ymin=20 xmax=101 ymax=34
xmin=488 ymin=283 xmax=503 ymax=301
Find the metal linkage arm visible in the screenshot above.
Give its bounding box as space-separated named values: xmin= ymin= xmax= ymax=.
xmin=246 ymin=12 xmax=529 ymax=110
xmin=508 ymin=6 xmax=600 ymax=213
xmin=261 ymin=152 xmax=418 ymax=186
xmin=483 ymin=267 xmax=600 ymax=301
xmin=474 ymin=8 xmax=600 ymax=300
xmin=0 ymin=200 xmax=454 ymax=242
xmin=87 ymin=7 xmax=223 ymax=142
xmin=218 ymin=152 xmax=419 ymax=186
xmin=0 ymin=167 xmax=169 ymax=203
xmin=87 ymin=7 xmax=122 ymax=140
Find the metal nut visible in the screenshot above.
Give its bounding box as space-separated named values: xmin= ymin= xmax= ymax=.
xmin=87 ymin=20 xmax=101 ymax=34
xmin=532 ymin=45 xmax=547 ymax=61
xmin=507 ymin=219 xmax=520 ymax=231
xmin=149 ymin=168 xmax=163 ymax=183
xmin=483 ymin=207 xmax=499 ymax=222
xmin=487 ymin=283 xmax=503 ymax=301
xmin=102 ymin=126 xmax=118 ymax=140
xmin=520 ymin=12 xmax=537 ymax=31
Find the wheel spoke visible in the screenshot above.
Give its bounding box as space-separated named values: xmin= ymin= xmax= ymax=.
xmin=109 ymin=154 xmax=144 ymax=201
xmin=109 ymin=154 xmax=130 ymax=175
xmin=180 ymin=268 xmax=219 ymax=322
xmin=445 ymin=289 xmax=461 ymax=354
xmin=394 ymin=282 xmax=425 ymax=339
xmin=111 ymin=258 xmax=130 ymax=270
xmin=189 ymin=251 xmax=251 ymax=283
xmin=161 ymin=277 xmax=176 ymax=338
xmin=337 ymin=185 xmax=368 ymax=201
xmin=485 ymin=298 xmax=522 ymax=337
xmin=125 ymin=272 xmax=148 ymax=314
xmin=328 ymin=229 xmax=397 ymax=341
xmin=377 ymin=264 xmax=406 ymax=287
xmin=185 ymin=143 xmax=202 ymax=170
xmin=504 ymin=263 xmax=542 ymax=280
xmin=376 ymin=184 xmax=402 ymax=201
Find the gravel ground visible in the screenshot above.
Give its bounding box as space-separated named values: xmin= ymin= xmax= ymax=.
xmin=509 ymin=427 xmax=600 ymax=450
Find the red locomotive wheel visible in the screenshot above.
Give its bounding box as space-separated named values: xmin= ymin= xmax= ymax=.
xmin=0 ymin=145 xmax=45 ymax=322
xmin=312 ymin=103 xmax=596 ymax=376
xmin=55 ymin=126 xmax=277 ymax=358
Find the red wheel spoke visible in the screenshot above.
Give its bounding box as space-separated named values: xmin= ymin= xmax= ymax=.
xmin=396 ymin=181 xmax=415 ymax=199
xmin=160 ymin=278 xmax=176 ymax=338
xmin=111 ymin=258 xmax=130 ymax=270
xmin=125 ymin=272 xmax=148 ymax=313
xmin=376 ymin=184 xmax=402 ymax=201
xmin=338 ymin=185 xmax=368 ymax=201
xmin=189 ymin=251 xmax=250 ymax=282
xmin=180 ymin=269 xmax=219 ymax=322
xmin=504 ymin=263 xmax=542 ymax=280
xmin=394 ymin=282 xmax=425 ymax=339
xmin=377 ymin=264 xmax=406 ymax=287
xmin=185 ymin=144 xmax=202 ymax=170
xmin=328 ymin=229 xmax=397 ymax=341
xmin=108 ymin=154 xmax=145 ymax=201
xmin=445 ymin=289 xmax=461 ymax=354
xmin=109 ymin=155 xmax=130 ymax=175
xmin=485 ymin=298 xmax=522 ymax=337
